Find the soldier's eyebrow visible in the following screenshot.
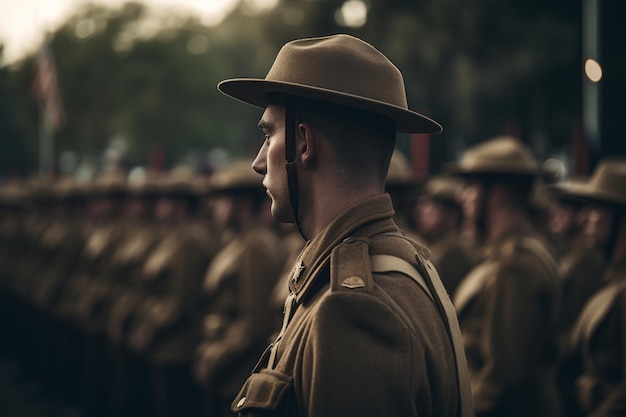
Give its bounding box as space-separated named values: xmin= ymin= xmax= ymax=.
xmin=258 ymin=120 xmax=274 ymax=133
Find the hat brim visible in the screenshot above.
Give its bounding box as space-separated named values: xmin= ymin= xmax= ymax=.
xmin=218 ymin=79 xmax=443 ymax=134
xmin=553 ymin=181 xmax=626 ymax=207
xmin=444 ymin=161 xmax=556 ymax=180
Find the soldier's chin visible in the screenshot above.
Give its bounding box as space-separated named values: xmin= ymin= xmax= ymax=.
xmin=271 ymin=203 xmax=296 ymax=224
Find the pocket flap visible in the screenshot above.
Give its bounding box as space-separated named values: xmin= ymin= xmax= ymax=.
xmin=231 ymin=369 xmax=293 ymax=413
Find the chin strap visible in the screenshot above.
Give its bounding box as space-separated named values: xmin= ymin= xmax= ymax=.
xmin=285 ymin=98 xmax=307 ymax=240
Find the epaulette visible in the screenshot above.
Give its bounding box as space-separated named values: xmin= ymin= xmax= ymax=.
xmin=329 ymin=237 xmax=375 ymax=294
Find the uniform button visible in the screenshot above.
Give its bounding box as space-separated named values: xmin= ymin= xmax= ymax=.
xmin=237 ymin=397 xmax=246 ymax=408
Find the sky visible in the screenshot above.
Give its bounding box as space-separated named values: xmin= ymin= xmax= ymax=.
xmin=0 ymin=0 xmax=241 ymax=65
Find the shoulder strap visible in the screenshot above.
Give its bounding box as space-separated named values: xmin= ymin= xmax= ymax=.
xmin=372 ymin=252 xmax=474 ymax=417
xmin=370 ymin=254 xmax=434 ymax=302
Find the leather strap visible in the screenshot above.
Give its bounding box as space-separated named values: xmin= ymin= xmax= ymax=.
xmin=284 ymin=98 xmax=306 ymax=239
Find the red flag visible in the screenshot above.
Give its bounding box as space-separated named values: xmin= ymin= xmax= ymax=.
xmin=33 ymin=41 xmax=65 ymax=131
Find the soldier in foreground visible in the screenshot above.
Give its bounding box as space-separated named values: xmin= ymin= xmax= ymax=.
xmin=450 ymin=136 xmax=562 ymax=417
xmin=218 ymin=34 xmax=472 ymax=417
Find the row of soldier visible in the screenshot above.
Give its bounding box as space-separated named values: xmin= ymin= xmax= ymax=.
xmin=0 ymin=161 xmax=302 ymax=417
xmin=0 ymin=135 xmax=624 ymax=417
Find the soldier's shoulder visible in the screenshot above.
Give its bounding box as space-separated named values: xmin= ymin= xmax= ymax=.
xmin=328 ymin=238 xmax=375 ymax=295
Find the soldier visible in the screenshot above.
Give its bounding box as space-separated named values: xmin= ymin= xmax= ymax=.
xmin=414 ymin=176 xmax=476 ymax=297
xmin=546 ymin=180 xmax=607 ymax=351
xmin=557 ymin=158 xmax=626 ymax=417
xmin=104 ymin=172 xmax=162 ymax=417
xmin=72 ymin=170 xmax=128 ymax=417
xmin=449 ymin=136 xmax=562 ymax=417
xmin=127 ymin=166 xmax=215 ymax=417
xmin=218 ymin=34 xmax=472 ymax=417
xmin=192 ymin=159 xmax=286 ymax=417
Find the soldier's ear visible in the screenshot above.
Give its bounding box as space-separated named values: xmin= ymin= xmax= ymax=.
xmin=297 ymin=122 xmax=317 ymax=169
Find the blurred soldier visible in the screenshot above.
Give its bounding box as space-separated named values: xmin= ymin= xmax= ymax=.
xmin=450 ymin=136 xmax=562 ymax=417
xmin=219 ymin=34 xmax=471 ymax=417
xmin=105 ymin=172 xmax=162 ymax=417
xmin=559 ymin=158 xmax=626 ymax=417
xmin=385 ymin=148 xmax=423 ymax=242
xmin=193 ymin=159 xmax=286 ymax=417
xmin=414 ymin=176 xmax=476 ymax=297
xmin=127 ymin=166 xmax=215 ymax=417
xmin=71 ymin=170 xmax=128 ymax=417
xmin=546 ymin=177 xmax=588 ymax=259
xmin=546 ymin=180 xmax=607 ymax=353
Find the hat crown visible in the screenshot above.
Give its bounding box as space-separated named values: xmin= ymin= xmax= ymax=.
xmin=459 ymin=136 xmax=538 ymax=175
xmin=267 ymin=34 xmax=408 ymax=110
xmin=218 ymin=34 xmax=442 ymax=133
xmin=210 ymin=160 xmax=262 ymax=192
xmin=588 ymin=159 xmax=626 ymax=202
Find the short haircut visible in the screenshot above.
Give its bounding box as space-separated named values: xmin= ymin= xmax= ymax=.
xmin=270 ymin=94 xmax=397 ymax=187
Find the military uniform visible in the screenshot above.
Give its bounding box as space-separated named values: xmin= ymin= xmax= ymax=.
xmin=555 ymin=158 xmax=626 ymax=417
xmin=126 ymin=169 xmax=215 ymax=417
xmin=449 ymin=136 xmax=563 ymax=417
xmin=219 ymin=34 xmax=472 ymax=417
xmin=568 ymin=260 xmax=626 ymax=417
xmin=416 ymin=176 xmax=476 ymax=297
xmin=453 ymin=223 xmax=562 ymax=417
xmin=192 ymin=160 xmax=286 ymax=416
xmin=232 ymin=195 xmax=460 ymax=417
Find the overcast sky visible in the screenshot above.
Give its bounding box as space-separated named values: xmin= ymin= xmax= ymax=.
xmin=0 ymin=0 xmax=240 ymax=64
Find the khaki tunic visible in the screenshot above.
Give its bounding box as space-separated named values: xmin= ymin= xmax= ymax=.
xmin=454 ymin=223 xmax=562 ymax=417
xmin=127 ymin=221 xmax=214 ymax=364
xmin=105 ymin=221 xmax=162 ymax=344
xmin=556 ymin=245 xmax=607 ymax=353
xmin=232 ymin=195 xmax=460 ymax=417
xmin=568 ymin=260 xmax=626 ymax=417
xmin=195 ymin=223 xmax=285 ymax=398
xmin=428 ymin=231 xmax=477 ymax=297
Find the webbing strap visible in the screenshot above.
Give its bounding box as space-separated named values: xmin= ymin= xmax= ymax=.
xmin=371 ymin=255 xmax=434 ymax=302
xmin=373 ymin=254 xmax=474 ymax=417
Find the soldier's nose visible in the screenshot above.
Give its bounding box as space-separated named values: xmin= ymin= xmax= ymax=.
xmin=252 ymin=144 xmax=267 ymax=175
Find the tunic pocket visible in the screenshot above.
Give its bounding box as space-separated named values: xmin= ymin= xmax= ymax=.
xmin=231 ymin=369 xmax=294 ymax=416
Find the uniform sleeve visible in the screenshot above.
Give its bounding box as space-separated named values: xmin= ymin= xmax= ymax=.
xmin=471 ymin=256 xmax=556 ymax=413
xmin=299 ymin=291 xmax=416 ymax=417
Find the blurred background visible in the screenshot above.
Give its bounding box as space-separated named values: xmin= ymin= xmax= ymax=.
xmin=0 ymin=0 xmax=624 ymax=182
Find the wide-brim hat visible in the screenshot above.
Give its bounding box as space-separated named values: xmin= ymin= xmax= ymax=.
xmin=553 ymin=158 xmax=626 ymax=207
xmin=421 ymin=176 xmax=463 ymax=207
xmin=217 ymin=34 xmax=442 ymax=134
xmin=446 ymin=135 xmax=543 ymax=177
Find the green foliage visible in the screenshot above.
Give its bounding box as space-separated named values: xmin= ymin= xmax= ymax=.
xmin=1 ymin=0 xmax=582 ymax=176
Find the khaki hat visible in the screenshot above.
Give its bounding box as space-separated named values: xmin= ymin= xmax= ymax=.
xmin=158 ymin=165 xmax=205 ymax=197
xmin=218 ymin=34 xmax=442 ymax=134
xmin=447 ymin=136 xmax=541 ymax=177
xmin=209 ymin=159 xmax=263 ymax=194
xmin=421 ymin=176 xmax=463 ymax=207
xmin=554 ymin=158 xmax=626 ymax=206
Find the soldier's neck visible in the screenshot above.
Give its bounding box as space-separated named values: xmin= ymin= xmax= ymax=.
xmin=487 ymin=208 xmax=528 ymax=242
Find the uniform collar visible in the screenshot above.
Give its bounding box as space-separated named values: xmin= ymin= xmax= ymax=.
xmin=288 ymin=194 xmax=396 ymax=303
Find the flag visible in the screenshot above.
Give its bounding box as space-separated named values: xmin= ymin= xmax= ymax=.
xmin=33 ymin=40 xmax=65 ymax=131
